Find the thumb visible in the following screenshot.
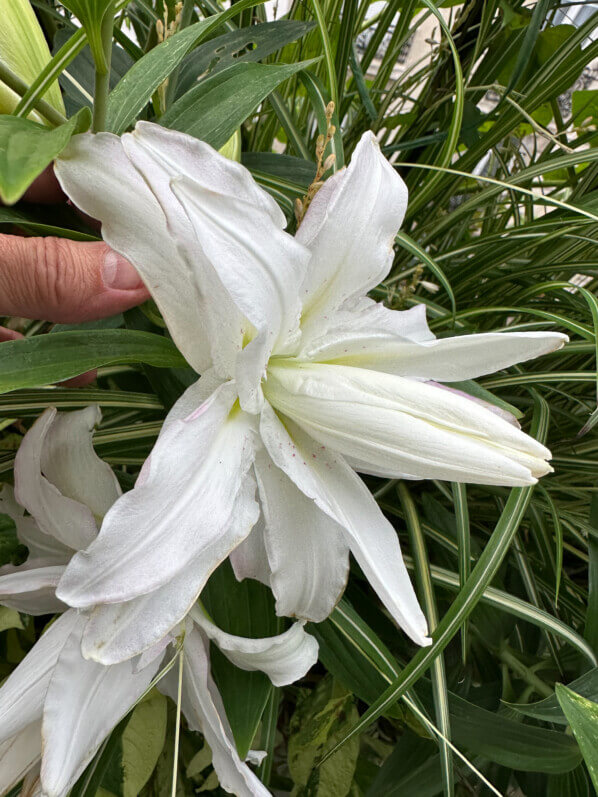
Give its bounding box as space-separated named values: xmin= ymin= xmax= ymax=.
xmin=0 ymin=234 xmax=149 ymax=323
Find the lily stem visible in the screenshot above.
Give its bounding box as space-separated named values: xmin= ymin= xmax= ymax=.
xmin=0 ymin=58 xmax=66 ymax=126
xmin=92 ymin=3 xmax=115 ymax=133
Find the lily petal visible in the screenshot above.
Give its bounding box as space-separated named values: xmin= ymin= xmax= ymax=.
xmin=122 ymin=122 xmax=310 ymax=409
xmin=40 ymin=614 xmax=161 ymax=797
xmin=57 ymin=382 xmax=257 ymax=608
xmin=308 ymin=326 xmax=567 ymax=381
xmin=161 ymin=626 xmax=270 ymax=797
xmin=81 ymin=475 xmax=259 ymax=664
xmin=297 ymin=132 xmax=408 ymax=339
xmin=0 ymin=723 xmax=41 ymax=795
xmin=265 ymin=361 xmax=552 ymax=485
xmin=259 ymin=406 xmax=430 ymax=645
xmin=300 ymin=299 xmax=435 ymax=360
xmin=254 ymin=446 xmax=350 ymax=622
xmin=120 ymin=125 xmax=245 ymax=380
xmin=0 ymin=610 xmax=79 ymax=742
xmin=191 ymin=606 xmax=318 ymax=687
xmin=0 ymin=562 xmax=66 ymax=614
xmin=170 ymin=173 xmax=309 ymax=411
xmin=0 ymin=484 xmax=71 ymax=561
xmin=230 ymin=513 xmax=272 ymax=587
xmin=39 ymin=405 xmax=121 ymax=521
xmin=54 ymin=131 xmax=211 ymax=373
xmin=14 ymin=409 xmax=97 ymax=551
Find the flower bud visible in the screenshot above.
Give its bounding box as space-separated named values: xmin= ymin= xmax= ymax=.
xmin=0 ymin=0 xmax=65 ymax=121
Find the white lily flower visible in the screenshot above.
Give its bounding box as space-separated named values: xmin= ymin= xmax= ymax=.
xmin=0 ymin=408 xmax=317 ymax=796
xmin=0 ymin=404 xmax=121 ymax=617
xmin=55 ymin=123 xmax=567 ymax=656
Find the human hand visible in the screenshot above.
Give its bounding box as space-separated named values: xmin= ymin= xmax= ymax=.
xmin=0 ymin=167 xmax=150 ymax=384
xmin=0 ymin=166 xmax=149 ymax=330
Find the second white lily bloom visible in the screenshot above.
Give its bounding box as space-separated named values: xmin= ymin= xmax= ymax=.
xmin=0 ymin=408 xmax=317 ymax=797
xmin=55 ymin=123 xmax=566 ymax=659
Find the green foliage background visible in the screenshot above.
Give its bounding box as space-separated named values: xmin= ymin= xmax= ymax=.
xmin=2 ymin=0 xmax=598 ymax=794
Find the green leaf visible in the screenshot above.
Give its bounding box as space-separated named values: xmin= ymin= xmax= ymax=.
xmin=398 ymin=483 xmax=453 ymax=796
xmin=105 ymin=0 xmax=266 ymax=135
xmin=175 ymin=20 xmax=315 ymax=97
xmin=61 ymin=0 xmax=118 ymax=73
xmin=586 ymin=495 xmax=598 ymax=652
xmin=501 ymin=0 xmax=550 ymax=104
xmin=70 ymin=717 xmax=128 ymax=797
xmin=556 ymin=684 xmax=598 ymax=791
xmin=123 ymin=306 xmax=194 ymax=412
xmin=0 ymin=607 xmax=24 ymax=633
xmin=572 ymin=89 xmax=598 ymax=125
xmin=0 ymin=108 xmax=90 ymax=204
xmin=288 ymin=677 xmax=360 ymax=797
xmin=243 ymin=152 xmax=314 ymax=189
xmin=507 ymin=668 xmax=598 ymax=725
xmin=0 ymin=512 xmax=27 ymax=567
xmin=13 ymin=23 xmax=87 ymax=121
xmin=431 ymin=686 xmax=581 ymax=774
xmin=243 ymin=152 xmax=315 ymax=212
xmin=547 ymin=766 xmax=593 ymax=797
xmin=161 ymin=60 xmax=318 ymax=151
xmin=321 ymin=482 xmax=538 ymax=758
xmin=0 ymin=0 xmax=65 ymax=117
xmin=51 ymin=315 xmax=124 ymax=334
xmin=310 ymin=601 xmax=404 ymax=720
xmin=394 ymin=231 xmax=456 ymax=318
xmin=404 ymin=0 xmax=464 ymax=216
xmin=315 ymin=602 xmax=582 ymax=775
xmin=366 ymin=732 xmax=443 ymax=797
xmin=0 ymin=204 xmax=99 ymax=240
xmin=201 ymin=562 xmax=279 ymax=758
xmin=122 ymin=691 xmax=167 ymax=797
xmin=0 ymin=330 xmax=188 ymax=394
xmin=535 ymin=25 xmax=580 ymax=68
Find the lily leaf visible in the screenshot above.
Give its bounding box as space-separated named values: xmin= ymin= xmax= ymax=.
xmin=202 ymin=562 xmax=279 ymax=759
xmin=162 ymin=59 xmax=319 ymax=150
xmin=0 ymin=0 xmax=65 ymax=117
xmin=556 ymin=684 xmax=598 ymax=791
xmin=0 ymin=606 xmax=23 ymax=633
xmin=105 ymin=0 xmax=265 ymax=136
xmin=175 ymin=20 xmax=316 ymax=97
xmin=0 ymin=330 xmax=188 ymax=394
xmin=122 ymin=691 xmax=167 ymax=797
xmin=507 ymin=668 xmax=598 ymax=725
xmin=0 ymin=108 xmax=90 ymax=204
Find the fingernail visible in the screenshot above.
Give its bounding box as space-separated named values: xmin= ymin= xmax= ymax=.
xmin=102 ymin=251 xmax=143 ymax=290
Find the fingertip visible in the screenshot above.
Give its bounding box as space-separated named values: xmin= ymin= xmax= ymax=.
xmin=87 ymin=284 xmax=151 ymax=320
xmin=60 ymin=369 xmax=98 ymax=388
xmin=101 ymin=250 xmax=145 ymax=290
xmin=0 ymin=326 xmax=23 ymax=342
